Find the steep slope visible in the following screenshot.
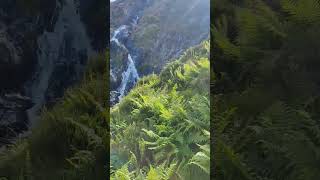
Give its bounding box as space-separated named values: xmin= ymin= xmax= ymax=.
xmin=0 ymin=40 xmax=210 ymax=179
xmin=110 ymin=0 xmax=210 ymax=104
xmin=0 ymin=54 xmax=108 ymax=179
xmin=132 ymin=0 xmax=210 ymax=73
xmin=111 ymin=41 xmax=210 ymax=179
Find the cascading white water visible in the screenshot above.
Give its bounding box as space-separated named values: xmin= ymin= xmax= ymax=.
xmin=118 ymin=54 xmax=139 ymax=99
xmin=111 ymin=25 xmax=127 ymax=49
xmin=27 ymin=0 xmax=93 ymax=125
xmin=132 ymin=16 xmax=139 ymax=26
xmin=110 ymin=69 xmax=117 ymax=82
xmin=110 ymin=24 xmax=140 ymax=102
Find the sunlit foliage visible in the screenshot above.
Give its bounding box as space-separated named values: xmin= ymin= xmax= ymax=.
xmin=111 ymin=41 xmax=210 ymax=180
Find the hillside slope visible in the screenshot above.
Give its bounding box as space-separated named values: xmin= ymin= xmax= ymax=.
xmin=0 ymin=54 xmax=108 ymax=180
xmin=0 ymin=40 xmax=210 ymax=180
xmin=111 ymin=41 xmax=210 ymax=179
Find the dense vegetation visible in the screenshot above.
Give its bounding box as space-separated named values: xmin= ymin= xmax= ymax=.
xmin=6 ymin=0 xmax=320 ymax=179
xmin=0 ymin=39 xmax=210 ymax=180
xmin=212 ymin=0 xmax=320 ymax=179
xmin=110 ymin=41 xmax=210 ymax=179
xmin=0 ymin=53 xmax=108 ymax=179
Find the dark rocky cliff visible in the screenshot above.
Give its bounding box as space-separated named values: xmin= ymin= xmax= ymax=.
xmin=0 ymin=0 xmax=107 ymax=145
xmin=0 ymin=0 xmax=57 ymax=92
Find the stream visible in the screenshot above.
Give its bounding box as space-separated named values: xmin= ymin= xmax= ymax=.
xmin=110 ymin=20 xmax=140 ymax=104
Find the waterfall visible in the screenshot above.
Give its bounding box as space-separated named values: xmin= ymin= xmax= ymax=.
xmin=118 ymin=54 xmax=139 ymax=99
xmin=111 ymin=25 xmax=128 ymax=49
xmin=110 ymin=23 xmax=140 ymax=103
xmin=26 ymin=0 xmax=94 ymax=125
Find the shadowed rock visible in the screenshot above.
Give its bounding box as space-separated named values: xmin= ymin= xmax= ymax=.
xmin=0 ymin=94 xmax=33 ymax=145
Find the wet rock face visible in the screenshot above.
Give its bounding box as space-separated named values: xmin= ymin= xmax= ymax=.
xmin=0 ymin=0 xmax=58 ymax=92
xmin=0 ymin=28 xmax=27 ymax=91
xmin=0 ymin=94 xmax=33 ymax=145
xmin=0 ymin=32 xmax=31 ymax=91
xmin=110 ymin=42 xmax=129 ymax=90
xmin=0 ymin=0 xmax=105 ymax=93
xmin=0 ymin=0 xmax=106 ymax=145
